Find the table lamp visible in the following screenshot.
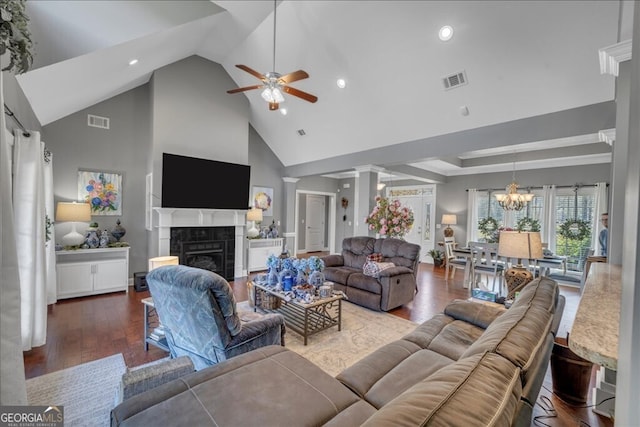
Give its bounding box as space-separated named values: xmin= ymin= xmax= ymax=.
xmin=246 ymin=207 xmax=263 ymax=238
xmin=56 ymin=202 xmax=91 ymax=246
xmin=148 ymin=256 xmax=179 ymax=271
xmin=498 ymin=231 xmax=543 ymax=300
xmin=441 ymin=214 xmax=457 ymax=238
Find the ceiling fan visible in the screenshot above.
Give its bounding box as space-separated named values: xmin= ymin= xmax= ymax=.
xmin=227 ymin=0 xmax=318 ymax=111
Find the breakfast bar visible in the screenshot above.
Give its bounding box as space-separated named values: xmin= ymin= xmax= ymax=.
xmin=569 ymin=263 xmax=621 ymax=419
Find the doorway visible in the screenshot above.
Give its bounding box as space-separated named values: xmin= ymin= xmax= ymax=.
xmin=386 ymin=185 xmax=436 ymax=262
xmin=295 ymin=190 xmax=336 ymax=255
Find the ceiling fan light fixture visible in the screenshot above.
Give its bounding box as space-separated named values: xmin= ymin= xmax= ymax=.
xmin=261 ymin=87 xmax=285 ymax=103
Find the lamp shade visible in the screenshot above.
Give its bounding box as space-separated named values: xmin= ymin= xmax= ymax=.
xmin=56 ymin=202 xmax=91 ymax=222
xmin=247 ymin=207 xmax=263 ymax=222
xmin=441 ymin=214 xmax=457 ymax=225
xmin=148 ymin=256 xmax=179 ymax=271
xmin=498 ymin=231 xmax=543 ymax=260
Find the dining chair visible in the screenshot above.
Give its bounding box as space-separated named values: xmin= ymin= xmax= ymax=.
xmin=444 ymin=240 xmax=466 ymax=282
xmin=469 ymin=242 xmax=504 ymax=294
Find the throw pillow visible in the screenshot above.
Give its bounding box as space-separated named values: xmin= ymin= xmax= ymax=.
xmin=367 ymin=253 xmax=383 ymax=263
xmin=363 ymin=261 xmax=395 ymax=278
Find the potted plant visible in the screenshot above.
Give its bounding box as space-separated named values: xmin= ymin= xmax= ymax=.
xmin=428 ymin=249 xmax=444 ymax=267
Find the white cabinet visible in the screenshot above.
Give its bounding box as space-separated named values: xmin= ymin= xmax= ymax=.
xmin=56 ymin=247 xmax=129 ymax=299
xmin=247 ymin=238 xmax=284 ymax=272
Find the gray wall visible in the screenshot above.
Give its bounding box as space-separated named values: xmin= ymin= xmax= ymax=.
xmin=434 ymin=163 xmax=611 ymax=244
xmin=249 ymin=125 xmax=285 ymax=225
xmin=336 ymin=178 xmax=356 ymax=253
xmin=44 ymin=84 xmax=152 ymax=276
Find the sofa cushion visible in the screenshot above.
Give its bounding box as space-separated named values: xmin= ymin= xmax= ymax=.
xmin=324 ymin=266 xmax=359 ymax=285
xmin=512 ymin=276 xmax=559 ymax=313
xmin=460 ymin=303 xmax=553 ymax=384
xmin=373 ymin=238 xmax=420 ymax=269
xmin=347 ymin=273 xmax=382 ymax=294
xmin=113 ymin=346 xmax=361 ymax=427
xmin=342 ymin=237 xmax=375 ymax=269
xmin=443 ymin=299 xmax=507 ymax=329
xmin=361 ymin=352 xmax=522 ymax=427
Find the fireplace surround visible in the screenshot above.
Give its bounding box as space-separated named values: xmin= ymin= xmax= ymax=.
xmin=154 ymin=208 xmax=246 ymax=278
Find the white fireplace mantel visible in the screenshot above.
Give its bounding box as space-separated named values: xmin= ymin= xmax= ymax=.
xmin=153 ymin=208 xmax=247 ymax=277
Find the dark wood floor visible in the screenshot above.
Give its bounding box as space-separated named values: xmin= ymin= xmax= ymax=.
xmin=23 ymin=261 xmax=612 ymax=427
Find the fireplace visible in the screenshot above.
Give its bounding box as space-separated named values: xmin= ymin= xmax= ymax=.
xmin=170 ymin=227 xmax=235 ymax=280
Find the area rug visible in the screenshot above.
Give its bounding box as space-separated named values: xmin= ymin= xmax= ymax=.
xmin=239 ymin=300 xmax=418 ymax=376
xmin=26 ymin=354 xmax=126 ymax=427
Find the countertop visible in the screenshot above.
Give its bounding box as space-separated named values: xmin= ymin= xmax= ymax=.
xmin=569 ymin=263 xmax=621 ymax=370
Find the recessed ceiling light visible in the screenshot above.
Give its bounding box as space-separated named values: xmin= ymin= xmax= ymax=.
xmin=439 ymin=26 xmax=453 ymax=41
xmin=128 ymin=59 xmax=139 ymax=66
xmin=280 ymin=108 xmax=287 ymax=116
xmin=336 ymin=78 xmax=346 ymax=88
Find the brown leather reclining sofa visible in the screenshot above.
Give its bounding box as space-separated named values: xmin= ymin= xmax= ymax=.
xmin=112 ymin=277 xmax=564 ymax=426
xmin=322 ymin=236 xmax=421 ymax=311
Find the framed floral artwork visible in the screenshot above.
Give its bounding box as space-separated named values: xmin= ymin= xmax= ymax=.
xmin=252 ymin=186 xmax=273 ymax=216
xmin=78 ymin=170 xmax=122 ymax=215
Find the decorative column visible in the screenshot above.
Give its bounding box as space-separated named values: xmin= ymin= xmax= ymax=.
xmin=282 ymin=177 xmax=299 ymax=254
xmin=354 ymin=165 xmax=384 ymax=236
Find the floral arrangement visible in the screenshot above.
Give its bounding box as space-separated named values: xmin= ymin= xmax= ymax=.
xmin=281 ymin=257 xmax=295 ymax=272
xmin=266 ymin=254 xmax=281 ymax=271
xmin=292 ymin=258 xmax=308 ymax=273
xmin=516 ymin=217 xmax=541 ymax=232
xmin=307 ymin=256 xmax=325 ymax=272
xmin=83 ymin=173 xmax=119 ymax=213
xmin=365 ymin=196 xmax=414 ymax=238
xmin=558 ymin=219 xmax=590 ymax=241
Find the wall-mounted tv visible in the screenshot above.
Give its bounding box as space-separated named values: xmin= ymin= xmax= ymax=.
xmin=162 ymin=153 xmax=250 ymax=210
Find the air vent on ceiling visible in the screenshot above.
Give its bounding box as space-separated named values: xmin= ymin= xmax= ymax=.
xmin=87 ymin=114 xmax=110 ymax=129
xmin=442 ymin=70 xmax=468 ymax=90
xmin=297 ymin=129 xmax=306 ymax=136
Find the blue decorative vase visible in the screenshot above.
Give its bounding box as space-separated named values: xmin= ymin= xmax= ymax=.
xmin=308 ymin=270 xmax=325 ymax=287
xmin=267 ymin=267 xmax=279 ymax=287
xmin=279 ymin=268 xmax=295 ymax=292
xmin=111 ymin=219 xmax=126 ymax=242
xmin=85 ymin=229 xmax=99 ymax=249
xmin=295 ymin=270 xmax=307 ymax=286
xmin=99 ymin=230 xmax=110 ymax=248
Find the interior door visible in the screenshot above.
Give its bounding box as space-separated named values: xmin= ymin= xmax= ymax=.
xmin=305 ymin=194 xmax=326 ymax=252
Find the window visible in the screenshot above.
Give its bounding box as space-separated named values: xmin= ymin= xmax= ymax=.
xmin=554 ymin=189 xmax=596 ymax=271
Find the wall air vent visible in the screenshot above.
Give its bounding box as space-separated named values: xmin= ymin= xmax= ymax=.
xmin=87 ymin=114 xmax=110 ymax=129
xmin=442 ymin=70 xmax=468 ymax=90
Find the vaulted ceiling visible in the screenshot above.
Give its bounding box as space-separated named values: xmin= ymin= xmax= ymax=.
xmin=16 ymin=1 xmax=635 ymax=181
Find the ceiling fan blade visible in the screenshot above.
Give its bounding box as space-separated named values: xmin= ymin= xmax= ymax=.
xmin=278 ymin=70 xmax=309 ymax=84
xmin=282 ymin=86 xmax=318 ymax=103
xmin=227 ymin=84 xmax=264 ymax=94
xmin=269 ymin=102 xmax=279 ymax=111
xmin=235 ymin=64 xmax=266 ymax=81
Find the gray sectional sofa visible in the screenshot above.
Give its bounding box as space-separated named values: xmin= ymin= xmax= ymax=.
xmin=111 ymin=276 xmax=564 ymax=426
xmin=322 ymin=236 xmax=421 ymax=311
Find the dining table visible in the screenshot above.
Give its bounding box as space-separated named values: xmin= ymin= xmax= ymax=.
xmin=451 ymin=247 xmax=567 ymax=289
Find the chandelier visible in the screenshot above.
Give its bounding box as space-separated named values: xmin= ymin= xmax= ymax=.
xmin=495 ymin=158 xmax=534 ymax=211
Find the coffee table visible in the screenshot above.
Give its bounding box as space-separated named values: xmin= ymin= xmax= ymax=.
xmin=251 ymin=281 xmax=344 ymax=345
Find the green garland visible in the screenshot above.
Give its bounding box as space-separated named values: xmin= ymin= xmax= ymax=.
xmin=558 ymin=219 xmax=590 ymax=241
xmin=478 ymin=217 xmax=499 ymax=240
xmin=516 ymin=217 xmax=541 ymax=232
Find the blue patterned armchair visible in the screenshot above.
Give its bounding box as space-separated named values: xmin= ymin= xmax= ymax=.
xmin=146 ymin=265 xmax=285 ymax=370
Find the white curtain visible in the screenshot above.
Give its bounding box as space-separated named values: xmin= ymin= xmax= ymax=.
xmin=13 ymin=130 xmax=49 ymax=350
xmin=466 ymin=189 xmax=479 ymax=244
xmin=542 ymin=185 xmax=557 ymax=253
xmin=44 ymin=150 xmax=57 ymax=304
xmin=592 ymin=182 xmax=608 ymax=255
xmin=0 ymin=73 xmax=28 ymax=404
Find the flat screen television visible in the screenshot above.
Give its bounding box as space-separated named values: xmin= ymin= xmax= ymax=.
xmin=162 ymin=153 xmax=251 ymax=210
